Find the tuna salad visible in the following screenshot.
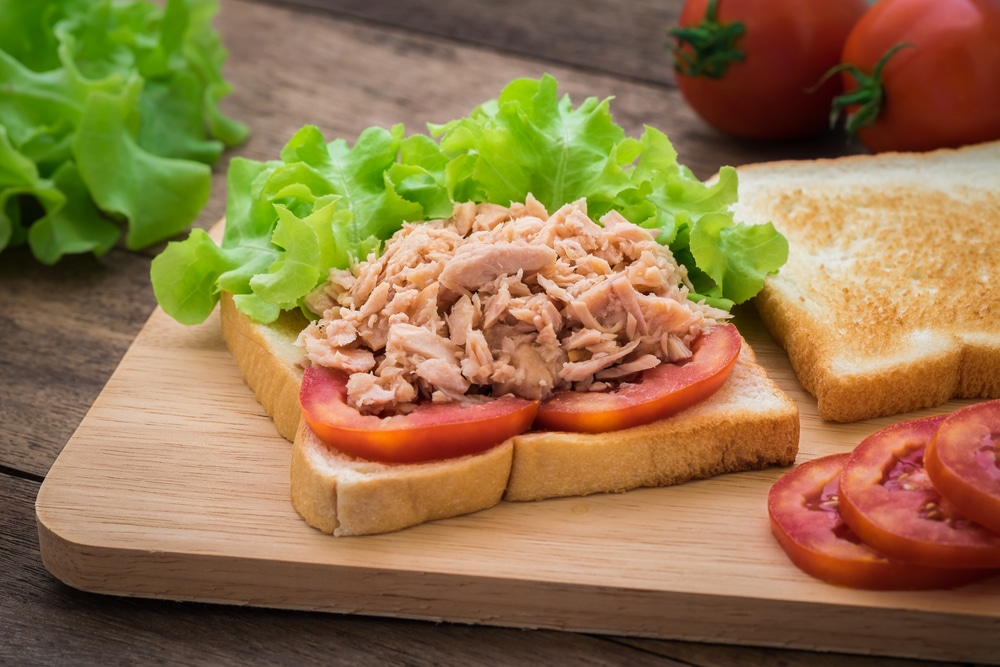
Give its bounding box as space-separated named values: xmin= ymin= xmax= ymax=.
xmin=298 ymin=195 xmax=729 ymax=416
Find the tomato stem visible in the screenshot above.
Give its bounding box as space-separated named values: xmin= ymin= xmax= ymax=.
xmin=668 ymin=0 xmax=745 ymax=79
xmin=828 ymin=42 xmax=915 ymax=139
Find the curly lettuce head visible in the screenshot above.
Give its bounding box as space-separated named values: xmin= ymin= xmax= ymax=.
xmin=0 ymin=0 xmax=247 ymax=264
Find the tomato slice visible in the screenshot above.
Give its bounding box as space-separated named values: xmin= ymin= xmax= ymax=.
xmin=838 ymin=415 xmax=1000 ymax=569
xmin=768 ymin=453 xmax=995 ymax=589
xmin=534 ymin=323 xmax=741 ymax=433
xmin=925 ymin=400 xmax=1000 ymax=536
xmin=299 ymin=366 xmax=539 ymax=463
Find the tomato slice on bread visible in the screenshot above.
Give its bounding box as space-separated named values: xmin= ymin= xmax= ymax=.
xmin=302 ymin=324 xmax=740 ymax=461
xmin=534 ymin=323 xmax=742 ymax=433
xmin=838 ymin=415 xmax=1000 ymax=569
xmin=925 ymin=400 xmax=1000 ymax=536
xmin=768 ymin=453 xmax=994 ymax=589
xmin=299 ymin=366 xmax=539 ymax=463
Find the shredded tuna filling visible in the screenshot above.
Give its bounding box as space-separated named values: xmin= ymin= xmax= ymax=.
xmin=298 ymin=195 xmax=729 ymax=415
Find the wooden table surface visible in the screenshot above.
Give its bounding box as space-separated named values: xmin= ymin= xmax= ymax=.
xmin=3 ymin=1 xmax=986 ymax=665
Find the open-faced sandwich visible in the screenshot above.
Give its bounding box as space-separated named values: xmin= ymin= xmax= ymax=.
xmin=151 ymin=75 xmax=799 ymax=536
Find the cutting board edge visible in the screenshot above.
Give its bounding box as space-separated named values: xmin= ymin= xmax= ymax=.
xmin=33 ymin=512 xmax=1000 ymax=665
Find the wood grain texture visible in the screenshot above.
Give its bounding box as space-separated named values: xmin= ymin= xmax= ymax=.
xmin=270 ymin=0 xmax=685 ymax=86
xmin=0 ymin=246 xmax=157 ymax=478
xmin=0 ymin=0 xmax=964 ymax=665
xmin=34 ymin=300 xmax=1000 ymax=664
xmin=213 ymin=0 xmax=862 ymax=185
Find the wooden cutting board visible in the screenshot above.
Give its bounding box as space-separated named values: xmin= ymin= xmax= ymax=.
xmin=35 ymin=299 xmax=1000 ymax=664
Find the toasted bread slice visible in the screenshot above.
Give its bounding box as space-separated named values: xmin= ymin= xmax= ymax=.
xmin=733 ymin=141 xmax=1000 ymax=422
xmin=220 ymin=291 xmax=799 ymax=536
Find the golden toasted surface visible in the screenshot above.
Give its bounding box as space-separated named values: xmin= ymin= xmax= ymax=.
xmin=736 ymin=141 xmax=1000 ymax=422
xmin=763 ymin=186 xmax=996 ymax=356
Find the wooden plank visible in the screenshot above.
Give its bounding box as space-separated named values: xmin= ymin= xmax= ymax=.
xmin=268 ymin=0 xmax=687 ymax=86
xmin=0 ymin=247 xmax=157 ymax=477
xmin=618 ymin=638 xmax=978 ymax=667
xmin=34 ymin=296 xmax=1000 ymax=664
xmin=214 ymin=0 xmax=862 ymax=183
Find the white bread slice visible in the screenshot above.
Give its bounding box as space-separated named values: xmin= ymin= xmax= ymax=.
xmin=220 ymin=292 xmax=307 ymax=442
xmin=505 ymin=342 xmax=799 ymax=501
xmin=219 ymin=291 xmax=799 ymax=536
xmin=733 ymin=141 xmax=1000 ymax=423
xmin=291 ymin=421 xmax=514 ymax=536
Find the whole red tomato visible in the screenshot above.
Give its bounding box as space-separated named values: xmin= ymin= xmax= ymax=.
xmin=834 ymin=0 xmax=1000 ymax=153
xmin=669 ymin=0 xmax=868 ymax=140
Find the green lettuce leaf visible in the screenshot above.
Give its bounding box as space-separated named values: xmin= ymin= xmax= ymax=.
xmin=436 ymin=75 xmax=635 ymax=216
xmin=689 ymin=213 xmax=789 ymax=306
xmin=28 ymin=160 xmax=120 ymax=263
xmin=152 ymin=74 xmax=786 ymax=325
xmin=180 ymin=0 xmax=250 ymax=147
xmin=152 ymin=123 xmax=443 ymax=324
xmin=0 ymin=125 xmax=66 ymax=251
xmin=615 ymin=128 xmax=779 ymax=308
xmin=151 ymin=226 xmax=258 ymax=325
xmin=0 ymin=1 xmax=67 ymax=72
xmin=73 ymin=78 xmax=212 ymax=250
xmin=0 ymin=0 xmax=247 ymax=264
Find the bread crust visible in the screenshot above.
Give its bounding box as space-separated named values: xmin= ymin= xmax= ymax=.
xmin=505 ymin=343 xmax=799 ymax=501
xmin=220 ymin=292 xmax=306 ymax=441
xmin=291 ymin=420 xmax=514 ymax=536
xmin=220 ymin=289 xmax=800 ymax=536
xmin=735 ymin=141 xmax=1000 ymax=422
